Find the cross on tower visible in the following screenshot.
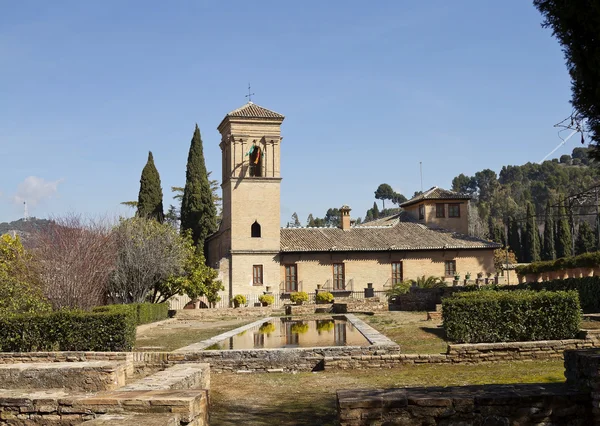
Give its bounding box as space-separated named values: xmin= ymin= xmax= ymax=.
xmin=245 ymin=83 xmax=255 ymax=103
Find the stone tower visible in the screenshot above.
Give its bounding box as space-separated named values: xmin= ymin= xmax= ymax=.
xmin=207 ymin=102 xmax=284 ymax=300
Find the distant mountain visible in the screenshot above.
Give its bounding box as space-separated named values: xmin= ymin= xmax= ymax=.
xmin=0 ymin=218 xmax=53 ymax=238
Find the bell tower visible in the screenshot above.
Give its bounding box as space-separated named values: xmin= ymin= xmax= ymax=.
xmin=210 ymin=102 xmax=284 ymax=299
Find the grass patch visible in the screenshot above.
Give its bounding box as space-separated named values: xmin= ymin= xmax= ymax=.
xmin=134 ymin=318 xmax=251 ymax=351
xmin=358 ymin=311 xmax=448 ymax=354
xmin=210 ymin=359 xmax=565 ymax=426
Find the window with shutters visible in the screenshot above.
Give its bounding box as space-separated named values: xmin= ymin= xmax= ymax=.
xmin=253 ymin=265 xmax=263 ymax=286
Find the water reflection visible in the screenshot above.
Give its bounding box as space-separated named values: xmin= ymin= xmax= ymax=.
xmin=207 ymin=317 xmax=369 ymax=350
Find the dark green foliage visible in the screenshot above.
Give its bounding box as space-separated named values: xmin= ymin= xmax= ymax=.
xmin=524 ymin=202 xmax=541 ymax=262
xmin=374 ymin=183 xmax=395 ymax=209
xmin=137 ymin=151 xmax=164 ymax=222
xmin=534 ymin=1 xmax=600 ymax=160
xmin=92 ymin=303 xmax=169 ymax=325
xmin=0 ymin=310 xmax=136 ymax=352
xmin=512 ymin=276 xmax=600 ymax=314
xmin=542 ymin=200 xmax=556 ymax=261
xmin=371 ymin=202 xmax=379 ymax=219
xmin=442 ymin=290 xmax=581 ymax=343
xmin=576 ymin=221 xmax=596 ymax=255
xmin=180 ymin=125 xmax=217 ymax=249
xmin=508 ymin=217 xmax=522 ymax=262
xmin=488 ymin=216 xmax=504 ymax=244
xmin=556 ymin=195 xmax=573 ymax=258
xmin=451 ymin=174 xmax=477 ymax=196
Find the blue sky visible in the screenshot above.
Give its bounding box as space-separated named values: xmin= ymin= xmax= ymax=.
xmin=0 ymin=1 xmax=574 ymax=224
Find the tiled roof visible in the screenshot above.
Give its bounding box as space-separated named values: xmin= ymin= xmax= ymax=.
xmin=280 ymin=221 xmax=500 ymax=252
xmin=225 ymin=102 xmax=284 ymax=120
xmin=354 ymin=211 xmax=413 ymax=228
xmin=400 ymin=186 xmax=471 ymax=207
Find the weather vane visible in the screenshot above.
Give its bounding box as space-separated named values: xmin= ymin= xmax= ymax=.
xmin=245 ymin=83 xmax=255 ymax=103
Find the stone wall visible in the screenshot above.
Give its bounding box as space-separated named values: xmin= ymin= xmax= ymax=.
xmin=0 ymin=361 xmax=127 ymax=392
xmin=325 ymin=334 xmax=600 ymax=370
xmin=333 ymin=298 xmax=388 ymax=314
xmin=337 ymin=383 xmax=591 ymax=425
xmin=173 ymin=306 xmax=280 ymax=320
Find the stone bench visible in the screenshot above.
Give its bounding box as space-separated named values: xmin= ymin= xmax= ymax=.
xmin=0 ymin=361 xmax=127 ymax=392
xmin=119 ymin=363 xmax=210 ymax=391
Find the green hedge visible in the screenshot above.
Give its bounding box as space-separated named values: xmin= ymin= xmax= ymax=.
xmin=93 ymin=303 xmax=169 ymax=325
xmin=442 ymin=290 xmax=581 ymax=343
xmin=512 ymin=277 xmax=600 ymax=313
xmin=0 ymin=310 xmax=136 ymax=352
xmin=516 ymin=251 xmax=600 ymax=276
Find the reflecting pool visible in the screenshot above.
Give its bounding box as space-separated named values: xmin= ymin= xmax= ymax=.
xmin=206 ymin=317 xmax=370 ymax=350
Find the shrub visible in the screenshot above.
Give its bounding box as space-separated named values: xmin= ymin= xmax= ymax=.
xmin=232 ymin=294 xmax=247 ymax=308
xmin=0 ymin=310 xmax=136 ymax=352
xmin=516 ymin=251 xmax=600 ymax=276
xmin=291 ymin=322 xmax=309 ymax=334
xmin=258 ymin=294 xmax=275 ymax=306
xmin=414 ymin=275 xmax=447 ymax=289
xmin=442 ymin=290 xmax=581 ymax=343
xmin=315 ymin=291 xmax=334 ymax=304
xmin=258 ymin=322 xmax=275 ymax=334
xmin=316 ymin=320 xmax=335 ymax=332
xmin=290 ymin=291 xmax=309 ymax=304
xmin=93 ymin=303 xmax=168 ymax=325
xmin=385 ymin=280 xmax=412 ymax=303
xmin=513 ymin=276 xmax=600 ymax=313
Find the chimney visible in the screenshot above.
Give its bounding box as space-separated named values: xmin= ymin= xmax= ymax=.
xmin=340 ymin=205 xmax=351 ymax=230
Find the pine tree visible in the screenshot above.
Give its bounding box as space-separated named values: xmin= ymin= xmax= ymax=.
xmin=180 ymin=125 xmax=217 ymax=250
xmin=575 ymin=221 xmax=596 ymax=255
xmin=307 ymin=214 xmax=315 ymax=227
xmin=524 ymin=202 xmax=540 ymax=263
xmin=508 ymin=216 xmax=522 ymax=262
xmin=555 ymin=195 xmax=572 ymax=258
xmin=372 ymin=202 xmax=380 ymax=219
xmin=542 ymin=200 xmax=556 ymax=261
xmin=136 ymin=151 xmax=164 ymax=222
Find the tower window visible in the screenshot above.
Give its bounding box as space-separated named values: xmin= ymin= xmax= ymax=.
xmin=249 ymin=146 xmax=263 ymax=177
xmin=251 ymin=221 xmax=261 ymax=238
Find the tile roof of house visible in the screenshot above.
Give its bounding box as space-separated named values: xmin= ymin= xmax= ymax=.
xmin=225 ymin=102 xmax=285 ymax=120
xmin=280 ymin=220 xmax=500 ymax=252
xmin=400 ymin=186 xmax=471 ymax=207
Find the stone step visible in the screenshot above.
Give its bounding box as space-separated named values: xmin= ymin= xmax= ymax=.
xmin=427 ymin=311 xmax=442 ymax=321
xmin=0 ymin=361 xmax=126 ymax=392
xmin=84 ymin=413 xmax=180 ymax=426
xmin=119 ymin=363 xmax=209 ymax=391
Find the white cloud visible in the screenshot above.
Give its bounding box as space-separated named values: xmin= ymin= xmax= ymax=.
xmin=12 ymin=176 xmax=64 ymax=207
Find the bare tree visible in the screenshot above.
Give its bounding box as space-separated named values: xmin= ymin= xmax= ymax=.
xmin=468 ymin=203 xmax=487 ymax=239
xmin=109 ymin=217 xmax=189 ymax=303
xmin=30 ymin=214 xmax=117 ymax=310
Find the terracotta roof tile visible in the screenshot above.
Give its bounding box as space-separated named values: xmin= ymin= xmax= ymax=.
xmin=280 ymin=221 xmax=500 ymax=252
xmin=400 ymin=186 xmax=471 ymax=207
xmin=226 ymin=102 xmax=284 ymax=120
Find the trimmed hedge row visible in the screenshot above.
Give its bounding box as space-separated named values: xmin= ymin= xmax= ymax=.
xmin=516 ymin=251 xmax=600 ymax=276
xmin=0 ymin=310 xmax=136 ymax=352
xmin=93 ymin=303 xmax=169 ymax=325
xmin=442 ymin=290 xmax=581 ymax=344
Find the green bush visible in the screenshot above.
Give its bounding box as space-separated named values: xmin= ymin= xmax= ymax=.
xmin=443 ymin=290 xmax=581 ymax=343
xmin=93 ymin=303 xmax=169 ymax=325
xmin=0 ymin=310 xmax=136 ymax=352
xmin=258 ymin=294 xmax=275 ymax=306
xmin=290 ymin=291 xmax=309 ymax=304
xmin=315 ymin=291 xmax=334 ymax=304
xmin=385 ymin=280 xmax=412 ymax=303
xmin=231 ymin=294 xmax=247 ymax=308
xmin=512 ymin=276 xmax=600 ymax=313
xmin=516 ymin=251 xmax=600 ymax=276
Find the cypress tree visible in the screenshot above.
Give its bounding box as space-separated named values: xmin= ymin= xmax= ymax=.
xmin=372 ymin=202 xmax=380 ymax=219
xmin=556 ymin=195 xmax=572 ymax=258
xmin=180 ymin=124 xmax=217 ymax=250
xmin=575 ymin=221 xmax=596 ymax=255
xmin=542 ymin=200 xmax=556 ymax=261
xmin=136 ymin=151 xmax=164 ymax=222
xmin=524 ymin=202 xmax=540 ymax=263
xmin=508 ymin=216 xmax=522 ymax=262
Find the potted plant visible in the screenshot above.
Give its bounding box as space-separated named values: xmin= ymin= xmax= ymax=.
xmin=465 ymin=272 xmax=471 ymax=280
xmin=453 ymin=273 xmax=460 ymax=286
xmin=290 ymin=291 xmax=309 ymax=305
xmin=315 ymin=291 xmax=334 ymax=304
xmin=231 ymin=294 xmax=247 ymax=308
xmin=258 ymin=294 xmax=274 ymax=307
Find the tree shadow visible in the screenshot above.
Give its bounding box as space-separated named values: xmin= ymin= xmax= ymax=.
xmin=419 ymin=325 xmax=448 ymax=340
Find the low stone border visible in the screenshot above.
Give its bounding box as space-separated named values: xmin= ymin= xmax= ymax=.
xmin=119 ymin=363 xmax=209 ymax=392
xmin=337 ymin=383 xmax=591 ymax=425
xmin=174 ymin=317 xmax=274 ymax=352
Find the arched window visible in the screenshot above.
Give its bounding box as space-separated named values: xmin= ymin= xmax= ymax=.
xmin=249 ymin=146 xmax=263 ymax=177
xmin=251 ymin=221 xmax=261 ymax=238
